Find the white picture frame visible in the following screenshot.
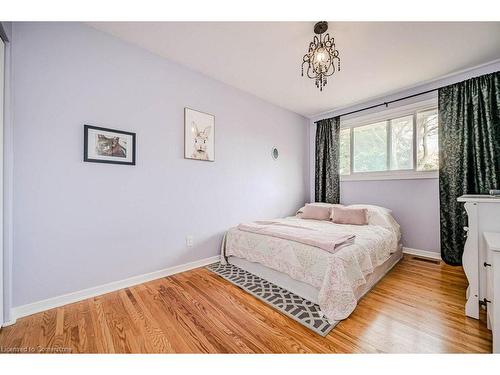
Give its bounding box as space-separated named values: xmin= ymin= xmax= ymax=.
xmin=184 ymin=107 xmax=215 ymax=162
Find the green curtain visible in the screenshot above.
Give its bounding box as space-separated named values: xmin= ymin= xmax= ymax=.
xmin=439 ymin=71 xmax=500 ymax=265
xmin=315 ymin=117 xmax=341 ymax=203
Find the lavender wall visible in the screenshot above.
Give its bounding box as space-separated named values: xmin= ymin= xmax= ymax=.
xmin=340 ymin=179 xmax=440 ymax=252
xmin=10 ymin=22 xmax=309 ymax=307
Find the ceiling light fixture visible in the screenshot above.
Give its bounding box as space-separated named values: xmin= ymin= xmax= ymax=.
xmin=301 ymin=21 xmax=341 ymax=92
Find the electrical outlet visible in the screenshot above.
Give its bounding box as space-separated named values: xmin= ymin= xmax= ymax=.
xmin=186 ymin=235 xmax=194 ymax=248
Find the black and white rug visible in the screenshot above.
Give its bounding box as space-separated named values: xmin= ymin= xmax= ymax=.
xmin=206 ymin=262 xmax=336 ymax=336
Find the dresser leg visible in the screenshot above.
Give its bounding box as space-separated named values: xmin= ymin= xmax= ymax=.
xmin=462 ymin=202 xmax=479 ymax=320
xmin=465 ymin=285 xmax=479 ymax=319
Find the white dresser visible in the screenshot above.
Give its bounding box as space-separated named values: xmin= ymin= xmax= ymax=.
xmin=457 ymin=195 xmax=500 ymax=320
xmin=484 ymin=232 xmax=500 ymax=353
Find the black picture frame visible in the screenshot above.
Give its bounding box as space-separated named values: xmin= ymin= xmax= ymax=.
xmin=84 ymin=125 xmax=136 ymax=165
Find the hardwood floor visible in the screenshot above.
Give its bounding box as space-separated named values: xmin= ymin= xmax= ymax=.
xmin=0 ymin=255 xmax=492 ymax=353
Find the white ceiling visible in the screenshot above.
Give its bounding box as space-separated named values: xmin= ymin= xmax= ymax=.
xmin=89 ymin=22 xmax=500 ymax=117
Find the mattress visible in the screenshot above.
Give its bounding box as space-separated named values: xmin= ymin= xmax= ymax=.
xmin=228 ymin=245 xmax=403 ymax=306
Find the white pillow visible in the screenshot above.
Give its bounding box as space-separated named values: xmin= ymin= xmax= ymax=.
xmin=346 ymin=204 xmax=401 ymax=241
xmin=346 ymin=204 xmax=392 ymax=214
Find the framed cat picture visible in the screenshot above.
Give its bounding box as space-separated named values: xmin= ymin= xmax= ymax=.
xmin=184 ymin=107 xmax=215 ymax=161
xmin=84 ymin=125 xmax=136 ymax=165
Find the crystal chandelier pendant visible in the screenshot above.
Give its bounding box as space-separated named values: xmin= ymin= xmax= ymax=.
xmin=301 ymin=22 xmax=341 ymax=92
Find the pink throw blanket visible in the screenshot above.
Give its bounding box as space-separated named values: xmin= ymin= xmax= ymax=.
xmin=237 ymin=220 xmax=355 ymax=253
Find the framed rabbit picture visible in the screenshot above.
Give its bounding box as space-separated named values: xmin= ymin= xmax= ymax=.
xmin=184 ymin=107 xmax=215 ymax=162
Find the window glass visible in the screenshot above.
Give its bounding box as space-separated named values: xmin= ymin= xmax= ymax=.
xmin=353 ymin=121 xmax=387 ymax=172
xmin=390 ymin=115 xmax=414 ymax=170
xmin=339 ymin=128 xmax=351 ymax=175
xmin=416 ymin=109 xmax=439 ymax=171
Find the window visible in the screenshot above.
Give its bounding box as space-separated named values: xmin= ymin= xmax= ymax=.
xmin=339 ymin=103 xmax=439 ymax=180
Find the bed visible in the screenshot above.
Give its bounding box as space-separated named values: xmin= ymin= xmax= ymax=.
xmin=220 ymin=203 xmax=402 ymax=323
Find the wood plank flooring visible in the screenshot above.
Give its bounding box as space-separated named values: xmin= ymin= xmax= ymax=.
xmin=0 ymin=255 xmax=492 ymax=353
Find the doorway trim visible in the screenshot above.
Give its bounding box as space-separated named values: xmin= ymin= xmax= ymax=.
xmin=0 ymin=22 xmax=14 ymax=327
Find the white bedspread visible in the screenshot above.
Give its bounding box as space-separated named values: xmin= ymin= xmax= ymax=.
xmin=220 ymin=216 xmax=399 ymax=322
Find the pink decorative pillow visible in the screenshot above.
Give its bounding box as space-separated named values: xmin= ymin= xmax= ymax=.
xmin=300 ymin=205 xmax=332 ymax=220
xmin=331 ymin=207 xmax=368 ymax=225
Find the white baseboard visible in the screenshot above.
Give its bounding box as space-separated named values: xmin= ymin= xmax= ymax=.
xmin=2 ymin=318 xmax=17 ymax=327
xmin=11 ymin=255 xmax=220 ymax=322
xmin=403 ymin=247 xmax=442 ymax=260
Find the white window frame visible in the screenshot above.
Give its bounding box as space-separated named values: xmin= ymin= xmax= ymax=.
xmin=340 ymin=98 xmax=439 ymax=181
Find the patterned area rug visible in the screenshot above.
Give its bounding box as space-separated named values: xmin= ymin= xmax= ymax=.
xmin=206 ymin=262 xmax=336 ymax=336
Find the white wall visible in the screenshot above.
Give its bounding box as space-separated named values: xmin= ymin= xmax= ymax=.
xmin=10 ymin=22 xmax=309 ymax=307
xmin=309 ymin=59 xmax=500 ymax=254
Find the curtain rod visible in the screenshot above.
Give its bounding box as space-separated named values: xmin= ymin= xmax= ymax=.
xmin=315 ymin=67 xmax=500 ymax=121
xmin=334 ymin=87 xmax=439 ymax=119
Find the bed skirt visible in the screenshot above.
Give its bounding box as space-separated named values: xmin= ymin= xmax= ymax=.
xmin=228 ymin=245 xmax=403 ymax=306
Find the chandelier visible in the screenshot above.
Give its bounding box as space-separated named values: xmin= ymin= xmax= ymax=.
xmin=301 ymin=22 xmax=341 ymax=91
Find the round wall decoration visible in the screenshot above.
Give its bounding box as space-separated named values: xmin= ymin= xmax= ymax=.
xmin=271 ymin=147 xmax=279 ymax=160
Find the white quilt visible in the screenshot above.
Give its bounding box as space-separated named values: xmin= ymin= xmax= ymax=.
xmin=221 ymin=216 xmax=399 ymax=322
